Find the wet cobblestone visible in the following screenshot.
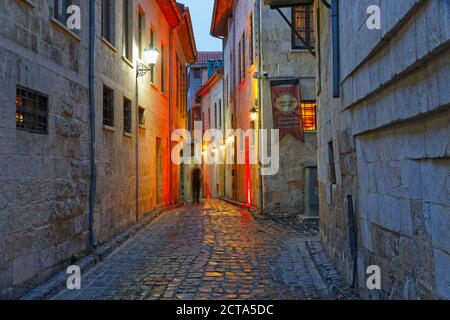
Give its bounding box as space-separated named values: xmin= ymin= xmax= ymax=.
xmin=54 ymin=200 xmax=354 ymax=300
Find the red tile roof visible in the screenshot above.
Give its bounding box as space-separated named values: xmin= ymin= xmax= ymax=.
xmin=196 ymin=51 xmax=223 ymax=64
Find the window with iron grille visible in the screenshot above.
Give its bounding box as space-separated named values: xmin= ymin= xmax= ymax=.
xmin=103 ymin=85 xmax=114 ymax=127
xmin=16 ymin=86 xmax=48 ymax=134
xmin=301 ymin=101 xmax=317 ymax=131
xmin=292 ymin=5 xmax=315 ymax=50
xmin=123 ymin=97 xmax=132 ymax=134
xmin=138 ymin=106 xmax=145 ymax=127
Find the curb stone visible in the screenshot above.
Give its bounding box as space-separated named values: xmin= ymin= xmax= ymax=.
xmin=305 ymin=240 xmax=360 ymax=300
xmin=21 ymin=204 xmax=183 ymax=300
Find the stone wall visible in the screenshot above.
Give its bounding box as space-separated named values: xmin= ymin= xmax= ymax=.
xmin=0 ymin=0 xmax=191 ymax=298
xmin=222 ymin=0 xmax=318 ymax=215
xmin=317 ymin=0 xmax=450 ymax=299
xmin=0 ymin=0 xmax=90 ymax=298
xmin=261 ymin=6 xmax=318 ymax=216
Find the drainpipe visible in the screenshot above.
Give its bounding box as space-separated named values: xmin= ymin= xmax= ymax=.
xmin=135 ymin=61 xmax=139 ymax=221
xmin=256 ymin=0 xmax=264 ymax=215
xmin=169 ymin=27 xmax=174 ymax=205
xmin=331 ymin=0 xmax=340 ymax=98
xmin=232 ymin=2 xmax=237 ymax=201
xmin=88 ymin=0 xmax=97 ymax=247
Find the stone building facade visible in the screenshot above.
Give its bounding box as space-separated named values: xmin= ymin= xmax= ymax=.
xmin=315 ymin=0 xmax=449 ymax=299
xmin=211 ymin=0 xmax=318 ymax=216
xmin=0 ymin=0 xmax=195 ymax=298
xmin=184 ymin=52 xmax=223 ymax=202
xmin=197 ymin=69 xmax=225 ymax=199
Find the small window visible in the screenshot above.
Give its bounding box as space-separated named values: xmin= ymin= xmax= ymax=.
xmin=238 ymin=41 xmax=241 ymax=82
xmin=122 ymin=0 xmax=133 ymax=60
xmin=16 ymin=86 xmax=48 ymax=134
xmin=150 ymin=29 xmax=155 ymax=83
xmin=138 ymin=10 xmax=145 ymax=59
xmin=301 ymin=101 xmax=317 ymax=131
xmin=161 ymin=44 xmax=165 ymax=91
xmin=218 ymin=100 xmax=222 ymax=128
xmin=241 ymin=33 xmax=246 ymax=79
xmin=249 ymin=14 xmax=254 ymax=66
xmin=138 ymin=106 xmax=145 ymax=127
xmin=102 ymin=0 xmax=115 ymax=45
xmin=328 ymin=141 xmax=337 ymax=185
xmin=103 ymin=85 xmax=114 ymax=127
xmin=193 ymin=69 xmax=201 ymax=79
xmin=292 ymin=5 xmax=315 ymax=50
xmin=53 ymin=0 xmax=72 ymax=24
xmin=214 ymin=103 xmax=217 ymax=128
xmin=123 ymin=97 xmax=132 ymax=134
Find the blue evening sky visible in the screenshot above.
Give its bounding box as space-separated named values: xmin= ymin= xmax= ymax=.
xmin=181 ymin=0 xmax=223 ymax=52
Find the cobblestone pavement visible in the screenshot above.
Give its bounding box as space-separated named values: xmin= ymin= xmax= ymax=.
xmin=54 ymin=200 xmax=355 ymax=300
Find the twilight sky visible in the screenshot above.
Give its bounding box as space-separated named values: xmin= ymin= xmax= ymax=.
xmin=181 ymin=0 xmax=223 ymax=52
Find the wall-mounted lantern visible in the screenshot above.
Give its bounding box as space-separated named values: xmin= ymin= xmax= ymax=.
xmin=137 ymin=47 xmax=159 ymax=78
xmin=249 ymin=106 xmax=258 ymax=122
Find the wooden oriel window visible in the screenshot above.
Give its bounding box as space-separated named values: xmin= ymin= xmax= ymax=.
xmin=292 ymin=5 xmax=315 ymax=50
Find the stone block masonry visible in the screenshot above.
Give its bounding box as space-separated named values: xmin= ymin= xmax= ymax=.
xmin=0 ymin=0 xmax=195 ymax=298
xmin=0 ymin=0 xmax=91 ymax=299
xmin=316 ymin=0 xmax=450 ymax=299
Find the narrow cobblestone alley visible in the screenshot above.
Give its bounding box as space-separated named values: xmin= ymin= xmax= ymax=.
xmin=53 ymin=200 xmax=355 ymax=300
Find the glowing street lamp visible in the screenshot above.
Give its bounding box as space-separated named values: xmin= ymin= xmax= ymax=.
xmin=137 ymin=47 xmax=159 ymax=77
xmin=249 ymin=106 xmax=258 ymax=122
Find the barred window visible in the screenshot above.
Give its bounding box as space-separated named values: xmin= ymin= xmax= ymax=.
xmin=16 ymin=86 xmax=48 ymax=134
xmin=301 ymin=101 xmax=317 ymax=131
xmin=123 ymin=97 xmax=132 ymax=134
xmin=103 ymin=85 xmax=114 ymax=127
xmin=292 ymin=5 xmax=315 ymax=50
